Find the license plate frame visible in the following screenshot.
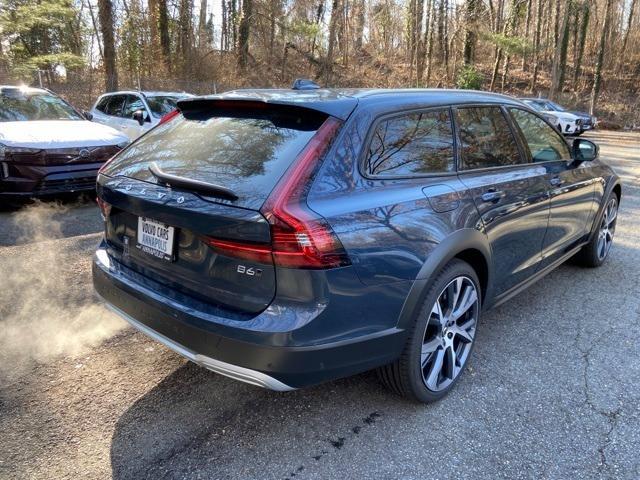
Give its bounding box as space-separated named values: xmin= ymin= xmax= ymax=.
xmin=136 ymin=216 xmax=176 ymax=262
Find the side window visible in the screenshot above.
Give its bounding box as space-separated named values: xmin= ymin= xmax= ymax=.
xmin=365 ymin=109 xmax=455 ymax=177
xmin=509 ymin=108 xmax=571 ymax=162
xmin=95 ymin=97 xmax=110 ymax=113
xmin=103 ymin=95 xmax=125 ymax=117
xmin=456 ymin=106 xmax=524 ymax=170
xmin=123 ymin=95 xmax=147 ymax=119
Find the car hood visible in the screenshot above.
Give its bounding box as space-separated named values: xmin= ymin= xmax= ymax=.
xmin=543 ymin=111 xmax=579 ymax=122
xmin=0 ymin=120 xmax=129 ymax=149
xmin=570 ymin=111 xmax=592 ymax=120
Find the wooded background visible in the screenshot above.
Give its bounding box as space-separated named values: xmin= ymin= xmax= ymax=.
xmin=0 ymin=0 xmax=638 ymax=125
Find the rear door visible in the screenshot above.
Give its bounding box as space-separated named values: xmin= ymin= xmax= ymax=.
xmin=98 ymin=103 xmax=329 ymax=315
xmin=507 ymin=107 xmax=596 ymax=267
xmin=99 ymin=94 xmax=127 ymax=132
xmin=455 ymin=105 xmax=550 ymax=296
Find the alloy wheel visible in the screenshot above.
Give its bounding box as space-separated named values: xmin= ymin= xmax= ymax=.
xmin=421 ymin=276 xmax=479 ymax=392
xmin=597 ymin=197 xmax=618 ymax=261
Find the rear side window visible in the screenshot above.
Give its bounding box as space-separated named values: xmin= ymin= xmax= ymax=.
xmin=101 ymin=104 xmax=327 ymax=209
xmin=509 ymin=108 xmax=571 ymax=162
xmin=456 ymin=107 xmax=523 ymax=170
xmin=365 ymin=109 xmax=455 ymax=177
xmin=104 ymin=95 xmax=125 ymax=117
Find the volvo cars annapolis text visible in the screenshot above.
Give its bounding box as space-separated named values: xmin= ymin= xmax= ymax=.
xmin=93 ymin=88 xmax=620 ymax=402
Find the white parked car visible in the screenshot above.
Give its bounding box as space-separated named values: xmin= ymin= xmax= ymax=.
xmin=0 ymin=85 xmax=129 ymax=197
xmin=89 ymin=91 xmax=194 ymax=141
xmin=520 ymin=98 xmax=583 ymax=135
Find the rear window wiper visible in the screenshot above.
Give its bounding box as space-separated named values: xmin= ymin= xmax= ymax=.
xmin=148 ymin=162 xmax=239 ymax=201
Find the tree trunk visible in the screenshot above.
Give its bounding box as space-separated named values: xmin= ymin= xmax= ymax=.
xmin=590 ymin=0 xmax=613 ymax=115
xmin=178 ymin=0 xmax=193 ymax=74
xmin=198 ymin=0 xmax=208 ymax=50
xmin=423 ymin=0 xmax=436 ymax=84
xmin=521 ymin=0 xmax=532 ymax=70
xmin=463 ymin=0 xmax=478 ymax=65
xmin=149 ymin=0 xmax=159 ymax=50
xmin=238 ymin=0 xmax=253 ymax=70
xmin=530 ymin=0 xmax=543 ymax=91
xmin=549 ymin=0 xmax=571 ymax=100
xmin=354 ymin=0 xmax=365 ymax=51
xmin=618 ymin=0 xmax=637 ymax=72
xmin=97 ymin=0 xmax=117 ymax=91
xmin=323 ymin=0 xmax=341 ymax=85
xmin=158 ymin=0 xmax=171 ymax=65
xmin=573 ymin=1 xmax=589 ymax=84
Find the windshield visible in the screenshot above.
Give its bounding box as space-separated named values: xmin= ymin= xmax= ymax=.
xmin=146 ymin=95 xmax=185 ymax=118
xmin=0 ymin=90 xmax=82 ymax=122
xmin=545 ymin=101 xmax=566 ymax=112
xmin=523 ymin=100 xmax=545 ymax=112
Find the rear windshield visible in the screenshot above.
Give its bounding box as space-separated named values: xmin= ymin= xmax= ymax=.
xmin=101 ymin=104 xmax=327 ymax=209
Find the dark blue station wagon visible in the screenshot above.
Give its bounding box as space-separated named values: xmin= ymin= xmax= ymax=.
xmin=93 ymin=88 xmax=620 ymax=402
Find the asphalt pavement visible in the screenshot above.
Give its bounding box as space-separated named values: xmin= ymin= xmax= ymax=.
xmin=1 ymin=131 xmax=639 ymax=480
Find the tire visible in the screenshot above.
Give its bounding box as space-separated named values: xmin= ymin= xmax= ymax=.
xmin=574 ymin=193 xmax=618 ymax=268
xmin=377 ymin=259 xmax=481 ymax=403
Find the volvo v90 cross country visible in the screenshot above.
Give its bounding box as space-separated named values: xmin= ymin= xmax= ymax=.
xmin=93 ymin=88 xmax=620 ymax=403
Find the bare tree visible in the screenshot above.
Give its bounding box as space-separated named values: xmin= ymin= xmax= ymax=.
xmin=549 ymin=0 xmax=571 ymax=100
xmin=238 ymin=0 xmax=253 ymax=70
xmin=97 ymin=0 xmax=118 ymax=91
xmin=590 ymin=0 xmax=614 ymax=115
xmin=530 ymin=0 xmax=543 ymax=91
xmin=463 ymin=0 xmax=478 ymax=65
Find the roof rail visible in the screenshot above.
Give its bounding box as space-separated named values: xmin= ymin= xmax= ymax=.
xmin=292 ymin=78 xmax=320 ymax=90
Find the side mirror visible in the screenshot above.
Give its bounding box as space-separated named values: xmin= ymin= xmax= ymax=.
xmin=83 ymin=110 xmax=93 ymax=121
xmin=572 ymin=138 xmax=599 ymax=163
xmin=132 ymin=109 xmax=146 ymax=126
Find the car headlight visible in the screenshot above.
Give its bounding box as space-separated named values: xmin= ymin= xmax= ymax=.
xmin=4 ymin=146 xmax=45 ymax=164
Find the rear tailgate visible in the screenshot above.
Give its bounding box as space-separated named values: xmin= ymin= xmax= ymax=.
xmin=99 ymin=176 xmax=274 ymax=314
xmin=97 ymin=101 xmax=337 ymax=315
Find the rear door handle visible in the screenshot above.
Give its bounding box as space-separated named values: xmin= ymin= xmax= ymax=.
xmin=481 ymin=190 xmax=504 ymax=202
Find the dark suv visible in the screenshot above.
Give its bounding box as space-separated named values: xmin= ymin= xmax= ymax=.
xmin=93 ymin=89 xmax=620 ymax=402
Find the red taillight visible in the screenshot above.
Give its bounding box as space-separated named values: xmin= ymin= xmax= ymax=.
xmin=204 ymin=116 xmax=350 ymax=269
xmin=96 ymin=197 xmax=111 ymax=220
xmin=201 ymin=237 xmax=272 ymax=264
xmin=159 ymin=109 xmax=180 ymax=124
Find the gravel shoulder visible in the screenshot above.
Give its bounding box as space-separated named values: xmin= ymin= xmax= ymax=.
xmin=1 ymin=131 xmax=639 ymax=480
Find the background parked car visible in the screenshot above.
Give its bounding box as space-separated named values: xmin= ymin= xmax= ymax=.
xmin=90 ymin=91 xmax=194 ymax=141
xmin=0 ymin=85 xmax=129 ymax=197
xmin=538 ymin=98 xmax=596 ymax=133
xmin=520 ymin=98 xmax=583 ymax=135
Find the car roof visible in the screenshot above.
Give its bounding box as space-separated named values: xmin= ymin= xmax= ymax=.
xmin=178 ymin=88 xmax=526 ymax=120
xmin=99 ymin=90 xmax=193 ymax=97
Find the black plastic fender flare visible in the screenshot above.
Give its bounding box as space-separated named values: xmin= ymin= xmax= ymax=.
xmin=394 ymin=228 xmax=492 ymax=333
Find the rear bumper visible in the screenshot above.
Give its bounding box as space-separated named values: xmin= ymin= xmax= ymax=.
xmin=93 ymin=246 xmax=406 ymax=389
xmin=0 ymin=162 xmax=102 ymax=196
